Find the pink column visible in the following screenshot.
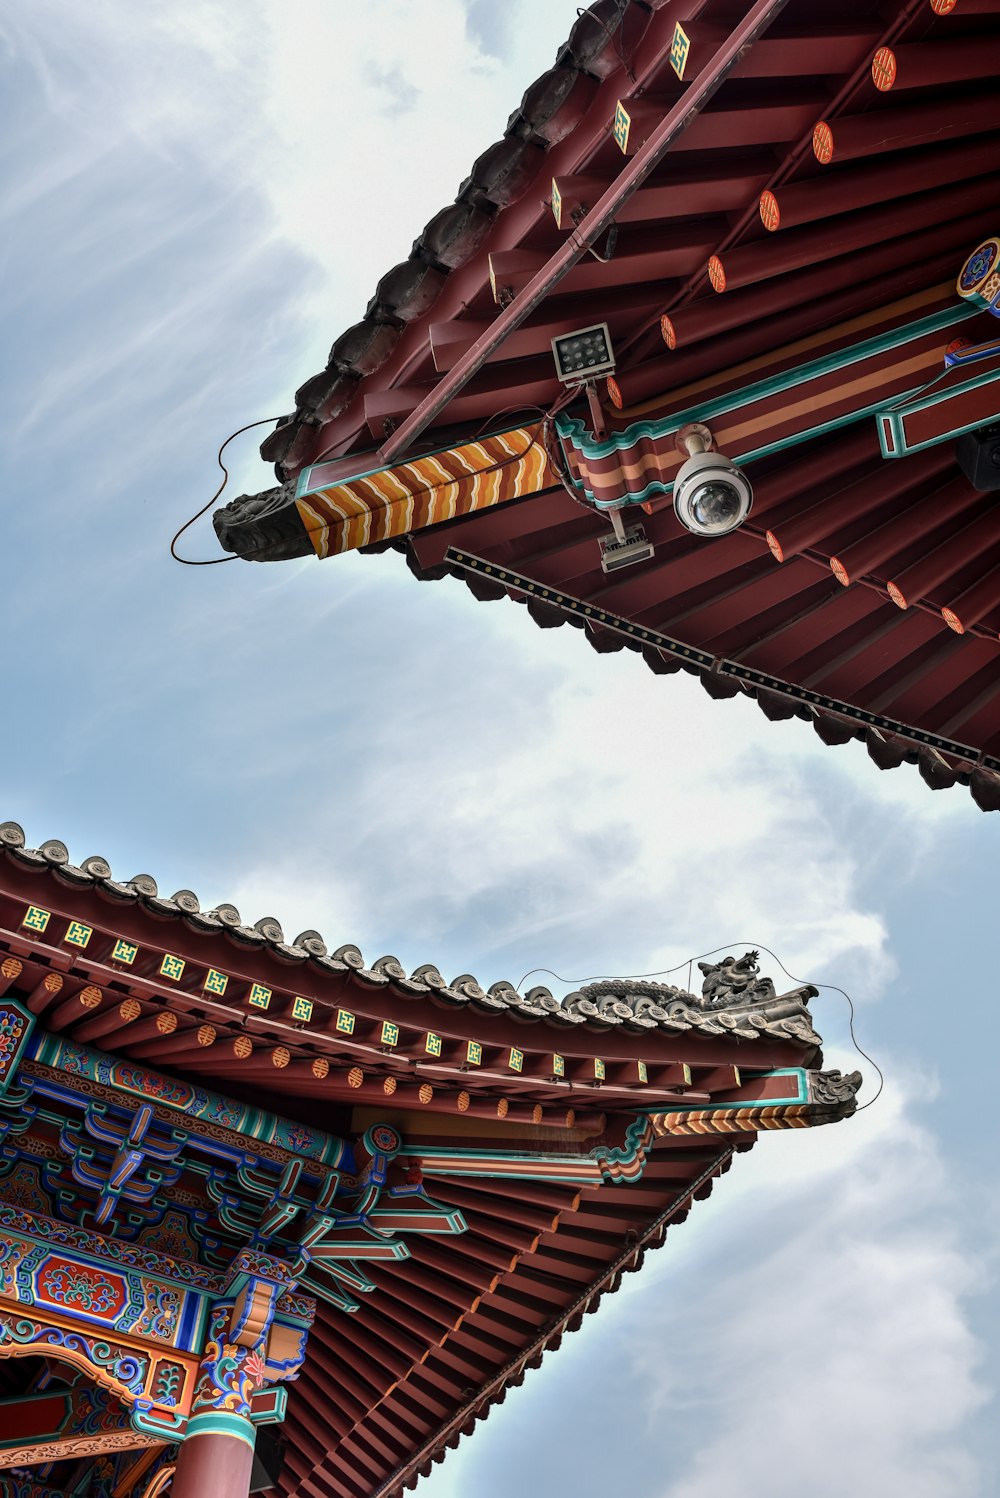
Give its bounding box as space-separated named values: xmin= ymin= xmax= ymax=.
xmin=170 ymin=1414 xmax=256 ymax=1498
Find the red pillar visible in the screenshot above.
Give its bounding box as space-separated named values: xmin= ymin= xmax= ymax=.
xmin=170 ymin=1410 xmax=256 ymax=1498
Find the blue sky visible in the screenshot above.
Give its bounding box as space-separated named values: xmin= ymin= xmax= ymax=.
xmin=1 ymin=4 xmax=998 ymax=1494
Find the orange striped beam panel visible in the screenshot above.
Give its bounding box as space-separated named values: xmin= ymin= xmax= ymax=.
xmin=294 ymin=425 xmax=554 ymax=559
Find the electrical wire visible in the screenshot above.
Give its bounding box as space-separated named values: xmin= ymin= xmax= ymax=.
xmin=170 ymin=414 xmax=285 ymax=565
xmin=516 ymin=939 xmax=884 ymax=1111
xmin=171 ymin=385 xmax=605 ymax=568
xmin=576 ymin=0 xmax=636 ymax=84
xmin=169 ymin=413 xmax=540 ymax=567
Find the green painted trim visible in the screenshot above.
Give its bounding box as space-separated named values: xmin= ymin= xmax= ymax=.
xmin=0 ymin=997 xmax=35 ymax=1100
xmin=368 ymin=1203 xmax=467 ymax=1234
xmin=249 ymin=1386 xmax=287 ymax=1426
xmin=416 ymin=1146 xmax=602 ymax=1184
xmin=557 ymin=303 xmax=979 ymax=463
xmin=877 ymin=360 xmax=1000 ymax=456
xmin=28 ymin=1029 xmax=347 ymax=1169
xmin=296 ymin=421 xmax=530 ymax=501
xmin=562 ymin=391 xmax=926 ymax=509
xmin=640 ymin=1068 xmax=810 ymax=1113
xmin=183 ymin=1410 xmax=257 ymax=1448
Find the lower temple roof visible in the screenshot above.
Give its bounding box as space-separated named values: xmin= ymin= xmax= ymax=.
xmin=0 ymin=821 xmax=859 ymax=1495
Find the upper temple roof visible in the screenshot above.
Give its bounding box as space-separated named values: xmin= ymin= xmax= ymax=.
xmin=214 ymin=0 xmax=1000 ymax=814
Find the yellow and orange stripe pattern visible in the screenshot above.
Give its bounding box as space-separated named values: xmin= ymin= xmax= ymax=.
xmin=651 ymin=1103 xmax=815 ymax=1137
xmin=296 ymin=425 xmax=554 ymax=558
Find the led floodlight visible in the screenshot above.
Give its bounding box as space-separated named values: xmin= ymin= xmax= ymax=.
xmin=551 ymin=323 xmax=616 ymax=384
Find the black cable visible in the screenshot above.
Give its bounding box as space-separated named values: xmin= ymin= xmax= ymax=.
xmin=516 ymin=940 xmax=884 ymax=1110
xmin=170 ymin=414 xmax=285 ymax=565
xmin=172 ymin=387 xmax=606 ymax=569
xmin=170 ymin=413 xmax=541 ymax=567
xmin=576 ymin=0 xmax=636 ymax=84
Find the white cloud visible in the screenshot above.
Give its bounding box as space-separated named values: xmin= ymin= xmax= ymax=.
xmin=415 ymin=1066 xmax=995 ymax=1498
xmin=4 ymin=8 xmax=996 ymax=1497
xmin=0 ymin=0 xmax=573 ymax=493
xmin=633 ymin=1065 xmax=992 ymax=1498
xmin=222 ymin=592 xmax=895 ymax=1021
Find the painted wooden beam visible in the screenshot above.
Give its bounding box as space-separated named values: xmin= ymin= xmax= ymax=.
xmin=559 ymin=303 xmax=979 ymax=511
xmin=877 ymin=349 xmax=1000 ymax=457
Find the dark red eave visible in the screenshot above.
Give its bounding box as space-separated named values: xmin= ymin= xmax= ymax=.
xmin=0 ymin=838 xmax=822 ymax=1498
xmin=243 ymin=0 xmax=1000 ymax=809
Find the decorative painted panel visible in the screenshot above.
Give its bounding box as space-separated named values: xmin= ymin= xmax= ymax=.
xmin=0 ymin=1002 xmax=33 ymax=1098
xmin=30 ymin=1032 xmax=347 ymax=1168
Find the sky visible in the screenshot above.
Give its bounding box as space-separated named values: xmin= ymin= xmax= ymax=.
xmin=1 ymin=4 xmax=998 ymax=1495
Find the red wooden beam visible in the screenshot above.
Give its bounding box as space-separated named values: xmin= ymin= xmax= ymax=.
xmin=659 ymin=215 xmax=985 ymax=350
xmin=828 ymin=474 xmax=980 ymax=586
xmin=942 ymin=563 xmax=1000 ymax=635
xmin=709 ymin=176 xmax=999 ymax=294
xmin=871 ymin=37 xmax=1000 ymax=91
xmin=759 ymin=134 xmax=1000 ymax=233
xmin=813 ymin=88 xmax=997 ymax=164
xmin=887 ymin=503 xmax=1000 ymax=609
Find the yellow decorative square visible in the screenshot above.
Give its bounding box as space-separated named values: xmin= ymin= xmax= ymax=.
xmin=159 ymin=954 xmax=185 ymax=982
xmin=247 ymin=983 xmax=271 ymax=1010
xmin=594 ymin=1058 xmax=606 ymax=1081
xmin=552 ymin=1053 xmax=565 ymax=1077
xmin=381 ymin=1021 xmax=399 ymax=1047
xmin=292 ymin=996 xmax=313 ymax=1022
xmin=336 ymin=1008 xmax=355 ymax=1035
xmin=466 ymin=1040 xmax=482 ymax=1066
xmin=670 ymin=21 xmax=690 ymax=79
xmin=425 ymin=1032 xmax=442 ymax=1058
xmin=509 ymin=1047 xmax=524 ymax=1073
xmin=204 ymin=968 xmax=229 ymax=996
xmin=612 ymin=100 xmax=630 ymax=153
xmin=637 ymin=1060 xmax=648 ymax=1084
xmin=22 ymin=906 xmax=51 ymax=935
xmin=65 ymin=921 xmax=93 ymax=950
xmin=551 ymin=178 xmax=562 ymax=227
xmin=111 ymin=938 xmax=137 ymax=966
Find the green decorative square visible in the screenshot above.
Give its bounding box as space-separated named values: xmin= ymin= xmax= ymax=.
xmin=247 ymin=983 xmax=271 ymax=1010
xmin=336 ymin=1008 xmax=355 ymax=1035
xmin=612 ymin=100 xmax=629 ymax=152
xmin=551 ymin=178 xmax=562 ymax=226
xmin=111 ymin=938 xmax=137 ymax=966
xmin=552 ymin=1053 xmax=565 ymax=1077
xmin=65 ymin=921 xmax=93 ymax=950
xmin=466 ymin=1040 xmax=482 ymax=1067
xmin=204 ymin=968 xmax=229 ymax=996
xmin=594 ymin=1058 xmax=606 ymax=1081
xmin=381 ymin=1021 xmax=399 ymax=1047
xmin=670 ymin=21 xmax=690 ymax=79
xmin=159 ymin=954 xmax=185 ymax=981
xmin=425 ymin=1031 xmax=442 ymax=1058
xmin=292 ymin=996 xmax=314 ymax=1022
xmin=22 ymin=906 xmax=51 ymax=935
xmin=637 ymin=1061 xmax=648 ymax=1084
xmin=509 ymin=1047 xmax=523 ymax=1073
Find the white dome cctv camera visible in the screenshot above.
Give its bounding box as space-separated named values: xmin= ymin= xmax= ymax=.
xmin=672 ymin=423 xmax=753 ymax=538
